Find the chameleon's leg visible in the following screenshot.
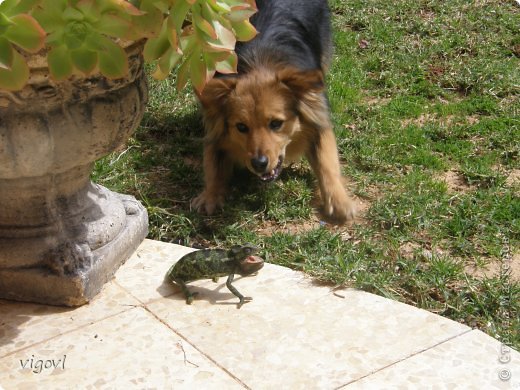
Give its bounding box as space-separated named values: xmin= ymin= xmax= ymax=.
xmin=212 ymin=277 xmax=219 ymax=283
xmin=226 ymin=273 xmax=252 ymax=309
xmin=174 ymin=279 xmax=198 ymax=304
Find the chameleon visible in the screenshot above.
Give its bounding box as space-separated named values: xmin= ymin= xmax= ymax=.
xmin=166 ymin=244 xmax=264 ymax=308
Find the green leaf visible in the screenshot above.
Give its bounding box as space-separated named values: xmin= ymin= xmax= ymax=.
xmin=4 ymin=14 xmax=46 ymax=52
xmin=169 ymin=0 xmax=191 ymax=33
xmin=63 ymin=21 xmax=91 ymax=49
xmin=179 ymin=29 xmax=197 ymax=53
xmin=152 ymin=47 xmax=182 ymax=80
xmin=98 ymin=37 xmax=128 ymax=78
xmin=32 ymin=0 xmax=67 ymax=32
xmin=0 ymin=37 xmax=13 ymax=70
xmin=147 ymin=0 xmax=170 ymax=14
xmin=70 ymin=47 xmax=97 ymax=75
xmin=1 ymin=0 xmax=40 ymax=16
xmin=100 ymin=0 xmax=144 ymax=16
xmin=143 ymin=23 xmax=171 ymax=62
xmin=62 ymin=7 xmax=84 ymax=22
xmin=0 ymin=50 xmax=28 ymax=90
xmin=45 ymin=30 xmax=64 ymax=46
xmin=131 ymin=2 xmax=163 ymax=37
xmin=205 ymin=20 xmax=236 ymax=51
xmin=176 ymin=55 xmax=190 ymax=91
xmin=192 ymin=5 xmax=217 ymax=40
xmin=225 ymin=7 xmax=256 ymax=23
xmin=83 ymin=31 xmax=105 ymax=51
xmin=0 ymin=12 xmax=14 ymax=29
xmin=200 ymin=4 xmax=236 ymax=51
xmin=190 ymin=47 xmax=207 ymax=93
xmin=214 ymin=52 xmax=237 ymax=74
xmin=96 ymin=14 xmax=133 ymax=39
xmin=210 ymin=1 xmax=231 ymax=13
xmin=231 ymin=19 xmax=257 ymax=42
xmin=0 ymin=0 xmax=20 ymax=15
xmin=47 ymin=45 xmax=73 ymax=80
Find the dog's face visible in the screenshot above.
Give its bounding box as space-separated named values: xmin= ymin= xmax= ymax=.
xmin=200 ymin=67 xmax=325 ymax=182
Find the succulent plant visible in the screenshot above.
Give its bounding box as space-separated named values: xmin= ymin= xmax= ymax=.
xmin=0 ymin=0 xmax=257 ymax=91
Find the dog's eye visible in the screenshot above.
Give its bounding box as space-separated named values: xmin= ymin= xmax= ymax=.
xmin=236 ymin=123 xmax=249 ymax=133
xmin=269 ymin=119 xmax=284 ymax=131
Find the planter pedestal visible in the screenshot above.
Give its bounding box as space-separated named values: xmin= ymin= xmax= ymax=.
xmin=0 ymin=42 xmax=149 ymax=306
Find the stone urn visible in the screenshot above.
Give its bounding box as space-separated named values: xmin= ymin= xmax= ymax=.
xmin=0 ymin=41 xmax=149 ymax=306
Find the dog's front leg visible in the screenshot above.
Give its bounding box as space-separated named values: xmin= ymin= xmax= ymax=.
xmin=192 ymin=144 xmax=233 ymax=215
xmin=307 ymin=127 xmax=356 ymax=224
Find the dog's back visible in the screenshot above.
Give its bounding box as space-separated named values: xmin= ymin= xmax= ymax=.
xmin=235 ymin=0 xmax=332 ymax=72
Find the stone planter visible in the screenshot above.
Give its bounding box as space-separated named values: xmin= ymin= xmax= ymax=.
xmin=0 ymin=42 xmax=149 ymax=306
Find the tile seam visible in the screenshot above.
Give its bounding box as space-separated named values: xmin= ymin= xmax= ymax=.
xmin=336 ymin=328 xmax=475 ymax=389
xmin=0 ymin=306 xmax=137 ymax=359
xmin=141 ymin=305 xmax=251 ymax=390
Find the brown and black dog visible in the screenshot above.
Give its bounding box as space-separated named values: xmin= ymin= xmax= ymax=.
xmin=193 ymin=0 xmax=355 ymax=224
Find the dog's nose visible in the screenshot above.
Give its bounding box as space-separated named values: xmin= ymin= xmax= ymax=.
xmin=251 ymin=155 xmax=269 ymax=173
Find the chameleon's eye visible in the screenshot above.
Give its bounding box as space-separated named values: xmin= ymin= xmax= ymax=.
xmin=245 ymin=248 xmax=251 ymax=255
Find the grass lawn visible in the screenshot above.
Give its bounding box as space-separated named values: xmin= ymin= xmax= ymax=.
xmin=93 ymin=0 xmax=519 ymax=348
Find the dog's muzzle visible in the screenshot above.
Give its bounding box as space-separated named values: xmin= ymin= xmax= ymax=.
xmin=251 ymin=156 xmax=283 ymax=182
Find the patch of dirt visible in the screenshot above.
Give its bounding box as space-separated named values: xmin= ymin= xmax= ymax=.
xmin=255 ymin=219 xmax=322 ymax=237
xmin=443 ymin=169 xmax=474 ymax=194
xmin=182 ymin=156 xmax=202 ymax=169
xmin=399 ymin=242 xmax=422 ymax=259
xmin=419 ymin=9 xmax=435 ymax=21
xmin=361 ymin=91 xmax=391 ymax=107
xmin=464 ymin=252 xmax=520 ymax=281
xmin=401 ymin=114 xmax=480 ymax=128
xmin=505 ymin=169 xmax=520 ymax=187
xmin=398 ymin=242 xmax=446 ymax=261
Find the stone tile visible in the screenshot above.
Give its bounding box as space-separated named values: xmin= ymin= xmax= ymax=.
xmin=0 ymin=282 xmax=139 ymax=358
xmin=344 ymin=330 xmax=520 ymax=389
xmin=148 ymin=284 xmax=470 ymax=388
xmin=114 ymin=239 xmax=197 ymax=303
xmin=0 ymin=307 xmax=244 ymax=389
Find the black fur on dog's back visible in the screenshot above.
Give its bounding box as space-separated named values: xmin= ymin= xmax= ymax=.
xmin=235 ymin=0 xmax=332 ymax=73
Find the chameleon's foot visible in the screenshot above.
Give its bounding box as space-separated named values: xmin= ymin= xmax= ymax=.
xmin=237 ymin=297 xmax=253 ymax=309
xmin=185 ymin=292 xmax=199 ymax=305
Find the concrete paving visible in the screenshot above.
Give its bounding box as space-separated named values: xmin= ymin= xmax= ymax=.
xmin=1 ymin=239 xmax=518 ymax=388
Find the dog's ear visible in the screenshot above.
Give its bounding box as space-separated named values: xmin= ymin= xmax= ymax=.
xmin=278 ymin=68 xmax=330 ymax=129
xmin=199 ymin=77 xmax=238 ymax=108
xmin=277 ymin=68 xmax=325 ymax=97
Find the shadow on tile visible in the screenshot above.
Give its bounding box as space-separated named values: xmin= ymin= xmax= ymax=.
xmin=0 ymin=300 xmax=74 ymax=353
xmin=155 ymin=276 xmax=252 ymax=308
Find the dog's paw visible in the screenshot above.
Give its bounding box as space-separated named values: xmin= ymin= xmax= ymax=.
xmin=191 ymin=191 xmax=224 ymax=215
xmin=321 ymin=185 xmax=356 ymax=224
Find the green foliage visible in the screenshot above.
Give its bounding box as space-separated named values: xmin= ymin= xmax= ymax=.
xmin=0 ymin=0 xmax=257 ymax=91
xmin=0 ymin=0 xmax=45 ymax=89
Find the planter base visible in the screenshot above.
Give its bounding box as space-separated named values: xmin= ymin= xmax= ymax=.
xmin=0 ymin=185 xmax=148 ymax=306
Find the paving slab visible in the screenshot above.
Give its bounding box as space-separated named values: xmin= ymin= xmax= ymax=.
xmin=0 ymin=307 xmax=243 ymax=389
xmin=0 ymin=282 xmax=140 ymax=357
xmin=343 ymin=330 xmax=520 ymax=389
xmin=0 ymin=239 xmax=517 ymax=389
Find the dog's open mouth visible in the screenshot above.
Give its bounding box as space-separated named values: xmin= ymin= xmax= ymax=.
xmin=259 ymin=156 xmax=283 ymax=182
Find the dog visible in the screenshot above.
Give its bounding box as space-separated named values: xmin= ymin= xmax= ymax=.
xmin=192 ymin=0 xmax=356 ymax=224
